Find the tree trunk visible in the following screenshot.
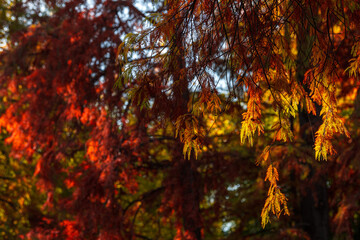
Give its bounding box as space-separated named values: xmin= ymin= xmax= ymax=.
xmin=296 ymin=11 xmax=330 ymax=239
xmin=168 ymin=19 xmax=203 ymax=240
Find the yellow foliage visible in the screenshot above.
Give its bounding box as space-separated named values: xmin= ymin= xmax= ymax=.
xmin=261 ymin=164 xmax=290 ymax=228
xmin=272 ymin=119 xmax=293 ymax=142
xmin=240 ymin=87 xmax=263 ymax=146
xmin=314 ymin=110 xmax=349 ymax=160
xmin=175 ymin=114 xmax=204 ymax=160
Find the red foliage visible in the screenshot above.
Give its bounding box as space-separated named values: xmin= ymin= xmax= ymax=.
xmin=0 ymin=0 xmax=144 ymax=238
xmin=2 ymin=0 xmax=360 ymax=239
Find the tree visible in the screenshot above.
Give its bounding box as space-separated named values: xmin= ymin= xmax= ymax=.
xmin=1 ymin=0 xmax=360 ymax=239
xmin=0 ymin=0 xmax=147 ymax=238
xmin=119 ymin=0 xmax=360 ymax=239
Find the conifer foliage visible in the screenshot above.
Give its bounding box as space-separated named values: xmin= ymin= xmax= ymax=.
xmin=1 ymin=0 xmax=360 ymax=239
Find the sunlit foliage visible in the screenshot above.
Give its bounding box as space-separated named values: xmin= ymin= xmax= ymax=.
xmin=0 ymin=0 xmax=360 ymax=239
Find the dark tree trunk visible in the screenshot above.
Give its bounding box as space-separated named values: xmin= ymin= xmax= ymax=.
xmin=299 ymin=179 xmax=329 ymax=240
xmin=167 ymin=19 xmax=203 ymax=240
xmin=296 ymin=8 xmax=330 ymax=239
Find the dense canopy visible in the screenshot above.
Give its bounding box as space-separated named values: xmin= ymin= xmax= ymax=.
xmin=0 ymin=0 xmax=360 ymax=239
